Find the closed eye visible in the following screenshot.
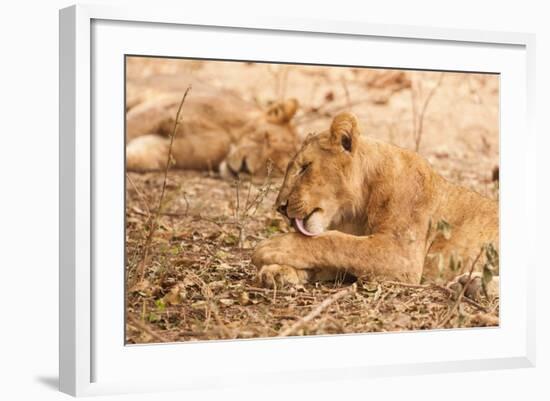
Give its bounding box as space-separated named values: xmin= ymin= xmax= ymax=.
xmin=299 ymin=162 xmax=311 ymax=175
xmin=269 ymin=107 xmax=281 ymax=117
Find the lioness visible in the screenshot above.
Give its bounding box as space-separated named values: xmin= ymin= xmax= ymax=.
xmin=126 ymin=80 xmax=299 ymax=177
xmin=253 ymin=112 xmax=499 ymax=298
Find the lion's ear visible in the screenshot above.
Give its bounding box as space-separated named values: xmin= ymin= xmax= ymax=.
xmin=266 ymin=98 xmax=299 ymax=124
xmin=282 ymin=98 xmax=299 ymax=120
xmin=330 ymin=112 xmax=359 ymax=152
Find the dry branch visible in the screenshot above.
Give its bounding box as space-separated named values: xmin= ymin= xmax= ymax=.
xmin=278 ymin=284 xmax=356 ymax=337
xmin=245 ymin=286 xmax=316 ymax=300
xmin=127 ymin=315 xmax=170 ymax=343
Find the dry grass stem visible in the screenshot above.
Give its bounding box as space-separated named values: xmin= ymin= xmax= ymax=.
xmin=411 ymin=72 xmax=444 ymax=151
xmin=340 ymin=75 xmax=352 ymax=111
xmin=232 ymin=163 xmax=273 ymax=249
xmin=132 ymin=86 xmax=191 ymax=287
xmin=437 ymin=246 xmax=484 ymax=327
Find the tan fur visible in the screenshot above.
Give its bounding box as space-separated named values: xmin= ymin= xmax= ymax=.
xmin=125 ymin=81 xmax=299 ymax=177
xmin=253 ymin=112 xmax=499 ymax=295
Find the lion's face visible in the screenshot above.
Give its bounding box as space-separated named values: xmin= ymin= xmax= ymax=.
xmin=219 ymin=99 xmax=299 ymax=178
xmin=275 ymin=113 xmax=363 ymax=235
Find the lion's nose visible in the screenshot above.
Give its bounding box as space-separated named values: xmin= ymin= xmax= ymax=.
xmin=276 ymin=201 xmax=288 ymax=216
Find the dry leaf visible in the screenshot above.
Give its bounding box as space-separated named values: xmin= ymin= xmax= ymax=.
xmin=163 ymin=284 xmax=185 ymax=305
xmin=238 ymin=291 xmax=250 ymax=305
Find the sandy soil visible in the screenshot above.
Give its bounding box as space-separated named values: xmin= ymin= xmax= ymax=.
xmin=125 ymin=57 xmax=499 ymax=344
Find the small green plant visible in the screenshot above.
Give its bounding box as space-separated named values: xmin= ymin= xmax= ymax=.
xmin=481 ymin=243 xmax=499 ymax=297
xmin=154 ymin=298 xmax=166 ymax=312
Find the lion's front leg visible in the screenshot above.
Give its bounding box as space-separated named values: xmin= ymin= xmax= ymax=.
xmin=253 ymin=233 xmax=342 ymax=288
xmin=253 ymin=232 xmax=320 ymax=271
xmin=252 ymin=231 xmax=424 ymax=286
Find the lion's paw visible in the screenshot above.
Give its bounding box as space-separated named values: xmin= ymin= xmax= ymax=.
xmin=252 ymin=233 xmax=311 ymax=269
xmin=258 ymin=264 xmax=307 ymax=289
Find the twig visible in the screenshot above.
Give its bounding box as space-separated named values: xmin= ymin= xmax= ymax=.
xmin=430 ymin=284 xmax=487 ymax=313
xmin=193 ymin=214 xmax=233 ymax=225
xmin=126 ymin=173 xmax=151 ymax=216
xmin=209 ymin=303 xmax=233 ymax=339
xmin=160 ymin=210 xmax=190 ymax=218
xmin=279 ymin=66 xmax=290 ymax=101
xmin=466 ymin=75 xmax=482 ymax=104
xmin=411 ymin=73 xmax=444 ymax=151
xmin=132 ymin=86 xmax=191 ymax=287
xmin=383 ymin=280 xmax=428 ymax=290
xmin=245 ymin=286 xmax=315 ymax=300
xmin=340 ymin=75 xmax=352 ymax=111
xmin=410 ymin=85 xmax=418 ymax=147
xmin=278 ymin=284 xmax=356 ymax=337
xmin=127 ymin=315 xmax=170 ymax=343
xmin=244 ymin=180 xmax=253 ymax=216
xmin=157 ymin=86 xmax=192 ymax=218
xmin=307 ymin=80 xmax=320 ymax=107
xmin=232 ymin=163 xmax=273 ymax=249
xmin=437 ymin=247 xmax=484 ymax=327
xmin=267 ymin=64 xmax=289 ymax=101
xmin=247 ymin=161 xmax=274 ymax=217
xmin=181 ymin=191 xmax=190 ymax=216
xmin=234 ymin=176 xmax=244 ymax=248
xmin=383 ymin=280 xmax=487 ymax=313
xmin=294 ymin=98 xmax=371 ymax=125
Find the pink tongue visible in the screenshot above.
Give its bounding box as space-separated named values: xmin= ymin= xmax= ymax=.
xmin=293 ymin=218 xmax=317 ymax=237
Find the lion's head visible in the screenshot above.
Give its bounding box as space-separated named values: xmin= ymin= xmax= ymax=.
xmin=219 ymin=99 xmax=299 ymax=178
xmin=275 ymin=112 xmax=366 ymax=236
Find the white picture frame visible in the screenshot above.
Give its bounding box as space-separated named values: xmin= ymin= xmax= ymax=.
xmin=59 ymin=4 xmax=536 ymax=397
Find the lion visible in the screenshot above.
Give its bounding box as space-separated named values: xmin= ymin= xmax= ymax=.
xmin=125 ymin=79 xmax=300 ymax=178
xmin=252 ymin=112 xmax=499 ymax=299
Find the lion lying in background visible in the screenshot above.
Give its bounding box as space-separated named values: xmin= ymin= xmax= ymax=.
xmin=126 ymin=77 xmax=300 ymax=178
xmin=253 ymin=112 xmax=499 ymax=298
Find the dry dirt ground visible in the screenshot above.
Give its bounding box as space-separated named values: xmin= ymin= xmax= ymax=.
xmin=125 ymin=57 xmax=500 ymax=344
